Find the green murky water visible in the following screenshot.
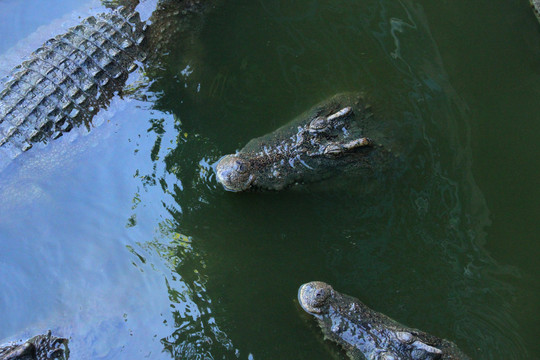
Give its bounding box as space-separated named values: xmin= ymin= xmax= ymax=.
xmin=0 ymin=0 xmax=539 ymax=359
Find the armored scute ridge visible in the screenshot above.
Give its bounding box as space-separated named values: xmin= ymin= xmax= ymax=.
xmin=298 ymin=282 xmax=470 ymax=360
xmin=0 ymin=6 xmax=146 ymax=160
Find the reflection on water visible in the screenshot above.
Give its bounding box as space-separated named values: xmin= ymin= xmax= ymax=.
xmin=0 ymin=0 xmax=538 ymax=359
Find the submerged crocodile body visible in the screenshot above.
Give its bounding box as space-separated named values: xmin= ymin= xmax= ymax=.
xmin=215 ymin=93 xmax=385 ymax=191
xmin=0 ymin=332 xmax=68 ymax=360
xmin=0 ymin=0 xmax=210 ymax=166
xmin=298 ymin=282 xmax=469 ymax=360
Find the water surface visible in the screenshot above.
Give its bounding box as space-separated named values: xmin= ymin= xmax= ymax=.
xmin=0 ymin=0 xmax=539 ymax=359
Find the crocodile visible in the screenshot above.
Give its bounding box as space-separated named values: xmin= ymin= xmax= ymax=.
xmin=0 ymin=0 xmax=211 ymax=168
xmin=0 ymin=332 xmax=68 ymax=360
xmin=531 ymin=0 xmax=540 ymax=23
xmin=215 ymin=92 xmax=387 ymax=192
xmin=298 ymin=281 xmax=469 ymax=360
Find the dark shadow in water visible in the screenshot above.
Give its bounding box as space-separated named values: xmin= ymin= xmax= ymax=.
xmin=129 ymin=0 xmax=527 ymax=359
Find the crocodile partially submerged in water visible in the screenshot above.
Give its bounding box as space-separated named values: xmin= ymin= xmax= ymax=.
xmin=298 ymin=281 xmax=469 ymax=360
xmin=215 ymin=93 xmax=387 ymax=191
xmin=0 ymin=332 xmax=68 ymax=360
xmin=0 ymin=0 xmax=213 ymax=168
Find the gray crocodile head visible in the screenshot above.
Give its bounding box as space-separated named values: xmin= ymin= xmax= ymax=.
xmin=0 ymin=331 xmax=68 ymax=360
xmin=215 ymin=93 xmax=381 ymax=192
xmin=298 ymin=281 xmax=470 ymax=360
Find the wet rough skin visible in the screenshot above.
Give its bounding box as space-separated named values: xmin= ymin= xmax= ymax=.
xmin=532 ymin=0 xmax=540 ymax=23
xmin=0 ymin=0 xmax=211 ymax=163
xmin=0 ymin=332 xmax=68 ymax=360
xmin=0 ymin=6 xmax=146 ymax=159
xmin=298 ymin=282 xmax=470 ymax=360
xmin=216 ymin=93 xmax=381 ymax=191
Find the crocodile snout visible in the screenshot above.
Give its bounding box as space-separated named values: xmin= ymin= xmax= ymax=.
xmin=298 ymin=281 xmax=333 ymax=314
xmin=216 ymin=155 xmax=254 ymax=192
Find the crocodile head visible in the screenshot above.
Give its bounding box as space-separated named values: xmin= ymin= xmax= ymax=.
xmin=0 ymin=331 xmax=68 ymax=360
xmin=215 ymin=93 xmax=380 ymax=192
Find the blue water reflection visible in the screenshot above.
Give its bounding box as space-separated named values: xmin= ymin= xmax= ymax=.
xmin=1 ymin=0 xmax=537 ymax=359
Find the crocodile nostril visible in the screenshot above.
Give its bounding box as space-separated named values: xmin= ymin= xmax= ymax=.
xmin=312 ymin=287 xmax=330 ymax=307
xmin=234 ymin=160 xmax=247 ymax=173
